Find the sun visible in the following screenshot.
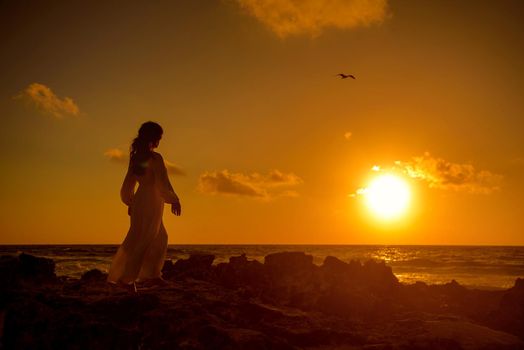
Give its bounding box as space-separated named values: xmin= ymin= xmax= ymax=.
xmin=364 ymin=174 xmax=411 ymax=220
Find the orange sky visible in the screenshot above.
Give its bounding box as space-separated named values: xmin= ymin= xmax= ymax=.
xmin=1 ymin=0 xmax=523 ymax=245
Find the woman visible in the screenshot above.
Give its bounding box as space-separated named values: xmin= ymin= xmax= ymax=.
xmin=108 ymin=121 xmax=181 ymax=292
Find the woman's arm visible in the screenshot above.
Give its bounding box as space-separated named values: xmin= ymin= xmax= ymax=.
xmin=120 ymin=163 xmax=137 ymax=206
xmin=153 ymin=153 xmax=180 ymax=204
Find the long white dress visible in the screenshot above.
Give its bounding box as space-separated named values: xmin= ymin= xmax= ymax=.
xmin=108 ymin=152 xmax=179 ymax=284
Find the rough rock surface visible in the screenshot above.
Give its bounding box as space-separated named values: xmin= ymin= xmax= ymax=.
xmin=1 ymin=252 xmax=523 ymax=349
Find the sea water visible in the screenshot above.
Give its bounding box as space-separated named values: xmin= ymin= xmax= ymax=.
xmin=1 ymin=245 xmax=523 ymax=290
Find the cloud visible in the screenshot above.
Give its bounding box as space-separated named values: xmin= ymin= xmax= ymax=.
xmin=104 ymin=148 xmax=185 ymax=176
xmin=510 ymin=157 xmax=524 ymax=166
xmin=104 ymin=148 xmax=127 ymax=163
xmin=344 ymin=131 xmax=353 ymax=140
xmin=394 ymin=153 xmax=502 ymax=194
xmin=351 ymin=154 xmax=502 ymax=197
xmin=165 ymin=160 xmax=187 ymax=176
xmin=198 ymin=169 xmax=303 ymax=199
xmin=235 ymin=0 xmax=389 ymax=38
xmin=16 ymin=83 xmax=80 ymax=118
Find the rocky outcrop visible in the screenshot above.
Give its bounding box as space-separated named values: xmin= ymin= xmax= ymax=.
xmin=0 ymin=253 xmax=56 ymax=286
xmin=1 ymin=252 xmax=523 ymax=350
xmin=488 ymin=278 xmax=524 ymax=337
xmin=165 ymin=251 xmax=401 ymax=314
xmin=80 ymin=268 xmax=107 ymax=283
xmin=215 ymin=253 xmax=267 ymax=292
xmin=162 ymin=253 xmax=215 ymax=280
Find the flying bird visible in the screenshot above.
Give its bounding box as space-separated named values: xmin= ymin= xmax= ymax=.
xmin=337 ymin=73 xmax=356 ymax=80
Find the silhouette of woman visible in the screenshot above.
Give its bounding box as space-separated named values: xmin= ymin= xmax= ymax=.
xmin=108 ymin=121 xmax=181 ymax=291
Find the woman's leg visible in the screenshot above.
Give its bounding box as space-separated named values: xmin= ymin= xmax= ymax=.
xmin=108 ymin=211 xmax=161 ymax=284
xmin=138 ymin=221 xmax=168 ymax=281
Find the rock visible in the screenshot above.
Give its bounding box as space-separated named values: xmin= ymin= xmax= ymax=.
xmin=320 ymin=256 xmax=361 ymax=285
xmin=0 ymin=255 xmax=19 ymax=286
xmin=80 ymin=269 xmax=107 ymax=283
xmin=229 ymin=254 xmax=248 ymax=264
xmin=361 ymin=259 xmax=399 ymax=291
xmin=421 ymin=319 xmax=523 ymax=350
xmin=3 ymin=251 xmax=524 ymax=349
xmin=3 ymin=296 xmax=141 ymax=349
xmin=90 ymin=294 xmax=160 ymax=326
xmin=321 ymin=257 xmax=399 ymax=291
xmin=17 ymin=253 xmax=56 ymax=284
xmin=322 ymin=255 xmax=355 ymax=273
xmin=261 ymin=252 xmax=321 ymax=308
xmin=488 ymin=278 xmax=524 ymax=338
xmin=264 ymin=251 xmax=314 ymax=272
xmin=215 ymin=254 xmax=267 ymax=291
xmin=0 ymin=253 xmax=56 ymax=287
xmin=162 ymin=254 xmax=215 ymax=280
xmin=161 ymin=258 xmax=174 ymax=274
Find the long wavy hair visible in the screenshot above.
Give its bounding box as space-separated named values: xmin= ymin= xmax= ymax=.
xmin=130 ymin=121 xmax=163 ymax=176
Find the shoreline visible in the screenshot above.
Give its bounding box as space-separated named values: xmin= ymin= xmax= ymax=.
xmin=2 ymin=244 xmax=522 ymax=291
xmin=1 ymin=252 xmax=523 ymax=349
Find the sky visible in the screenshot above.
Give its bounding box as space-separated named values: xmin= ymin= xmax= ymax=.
xmin=1 ymin=0 xmax=523 ymax=245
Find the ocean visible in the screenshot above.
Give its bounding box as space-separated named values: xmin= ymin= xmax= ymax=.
xmin=1 ymin=245 xmax=523 ymax=290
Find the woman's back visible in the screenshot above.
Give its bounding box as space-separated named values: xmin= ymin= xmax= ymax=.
xmin=121 ymin=152 xmax=179 ymax=205
xmin=135 ymin=156 xmax=156 ymax=187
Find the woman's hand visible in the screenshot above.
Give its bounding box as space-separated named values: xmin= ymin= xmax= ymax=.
xmin=171 ymin=200 xmax=181 ymax=216
xmin=127 ymin=198 xmax=134 ymax=216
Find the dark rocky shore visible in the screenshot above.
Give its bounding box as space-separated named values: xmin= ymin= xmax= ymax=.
xmin=1 ymin=252 xmax=523 ymax=350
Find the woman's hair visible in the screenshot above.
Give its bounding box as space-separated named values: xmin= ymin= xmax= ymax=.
xmin=130 ymin=121 xmax=163 ymax=176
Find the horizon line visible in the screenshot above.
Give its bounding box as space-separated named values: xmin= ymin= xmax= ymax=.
xmin=1 ymin=243 xmax=524 ymax=247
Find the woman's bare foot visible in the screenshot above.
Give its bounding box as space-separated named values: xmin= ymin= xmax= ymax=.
xmin=111 ymin=281 xmax=137 ymax=293
xmin=141 ymin=277 xmax=170 ymax=288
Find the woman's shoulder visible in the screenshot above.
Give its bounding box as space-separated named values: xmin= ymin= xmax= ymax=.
xmin=151 ymin=151 xmax=164 ymax=162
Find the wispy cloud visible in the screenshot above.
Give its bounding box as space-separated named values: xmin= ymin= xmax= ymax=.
xmin=235 ymin=0 xmax=389 ymax=38
xmin=394 ymin=152 xmax=502 ymax=194
xmin=510 ymin=157 xmax=524 ymax=166
xmin=103 ymin=148 xmax=185 ymax=176
xmin=15 ymin=83 xmax=80 ymax=118
xmin=198 ymin=169 xmax=302 ymax=199
xmin=165 ymin=160 xmax=187 ymax=176
xmin=344 ymin=131 xmax=353 ymax=140
xmin=104 ymin=148 xmax=127 ymax=163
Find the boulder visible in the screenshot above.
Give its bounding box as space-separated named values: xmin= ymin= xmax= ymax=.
xmin=262 ymin=252 xmax=320 ymax=308
xmin=0 ymin=253 xmax=56 ymax=287
xmin=162 ymin=254 xmax=215 ymax=280
xmin=80 ymin=269 xmax=107 ymax=283
xmin=321 ymin=256 xmax=399 ymax=291
xmin=361 ymin=259 xmax=399 ymax=291
xmin=488 ymin=278 xmax=524 ymax=338
xmin=264 ymin=251 xmax=314 ymax=273
xmin=215 ymin=254 xmax=267 ymax=291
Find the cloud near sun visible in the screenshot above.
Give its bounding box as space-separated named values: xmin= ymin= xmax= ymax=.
xmin=357 ymin=153 xmax=503 ymax=195
xmin=235 ymin=0 xmax=389 ymax=38
xmin=198 ymin=169 xmax=302 ymax=200
xmin=16 ymin=83 xmax=80 ymax=118
xmin=104 ymin=148 xmax=186 ymax=176
xmin=396 ymin=153 xmax=502 ymax=194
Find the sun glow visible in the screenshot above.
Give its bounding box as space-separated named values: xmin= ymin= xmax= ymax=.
xmin=364 ymin=174 xmax=411 ymax=220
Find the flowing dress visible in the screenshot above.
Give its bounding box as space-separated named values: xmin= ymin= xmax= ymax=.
xmin=108 ymin=152 xmax=179 ymax=284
